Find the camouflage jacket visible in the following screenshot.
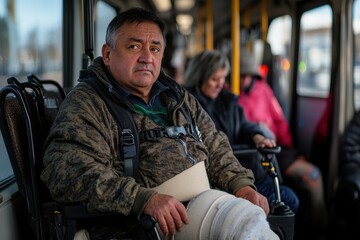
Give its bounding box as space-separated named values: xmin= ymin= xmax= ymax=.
xmin=40 ymin=57 xmax=255 ymax=217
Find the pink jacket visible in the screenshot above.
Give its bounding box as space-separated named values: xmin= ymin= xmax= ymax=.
xmin=238 ymin=80 xmax=293 ymax=147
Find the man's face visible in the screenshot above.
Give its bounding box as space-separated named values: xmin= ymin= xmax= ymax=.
xmin=201 ymin=67 xmax=228 ymax=99
xmin=102 ymin=21 xmax=164 ymax=98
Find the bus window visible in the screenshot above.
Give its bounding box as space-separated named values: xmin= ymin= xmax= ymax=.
xmin=297 ymin=5 xmax=332 ymax=97
xmin=0 ymin=132 xmax=12 ymax=189
xmin=0 ymin=0 xmax=62 ymax=189
xmin=95 ymin=0 xmax=117 ymax=58
xmin=0 ymin=0 xmax=63 ymax=86
xmin=267 ymin=15 xmax=292 ymax=120
xmin=354 ymin=0 xmax=360 ymax=110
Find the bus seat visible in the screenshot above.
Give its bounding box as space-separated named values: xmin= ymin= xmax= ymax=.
xmin=27 ymin=74 xmax=66 ymax=101
xmin=0 ymin=81 xmax=49 ymax=240
xmin=0 ymin=77 xmax=157 ymax=240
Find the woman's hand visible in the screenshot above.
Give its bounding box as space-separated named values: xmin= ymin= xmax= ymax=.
xmin=253 ymin=134 xmax=277 ymax=148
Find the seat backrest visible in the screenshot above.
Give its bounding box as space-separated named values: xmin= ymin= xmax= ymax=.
xmin=26 ymin=74 xmax=66 ymax=142
xmin=0 ymin=76 xmax=66 ymax=240
xmin=27 ymin=74 xmax=66 ymax=106
xmin=0 ymin=81 xmax=45 ymax=239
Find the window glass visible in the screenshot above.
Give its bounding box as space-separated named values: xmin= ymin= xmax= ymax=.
xmin=95 ymin=1 xmax=117 ymax=58
xmin=353 ymin=0 xmax=360 ymax=110
xmin=297 ymin=5 xmax=332 ymax=97
xmin=0 ymin=0 xmax=62 ymax=86
xmin=267 ymin=15 xmax=292 ymax=119
xmin=0 ymin=0 xmax=62 ymax=187
xmin=0 ymin=131 xmax=12 ymax=188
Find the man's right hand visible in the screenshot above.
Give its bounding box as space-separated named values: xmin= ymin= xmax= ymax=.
xmin=143 ymin=193 xmax=189 ymax=236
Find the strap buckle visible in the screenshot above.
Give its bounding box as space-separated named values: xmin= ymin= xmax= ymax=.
xmin=165 ymin=126 xmax=186 ymax=138
xmin=144 ymin=128 xmax=163 ymax=142
xmin=121 ymin=129 xmax=135 ymax=146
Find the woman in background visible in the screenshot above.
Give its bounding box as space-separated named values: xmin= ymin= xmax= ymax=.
xmin=182 ymin=50 xmax=299 ymax=213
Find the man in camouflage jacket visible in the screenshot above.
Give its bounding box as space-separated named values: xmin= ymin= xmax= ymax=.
xmin=40 ymin=7 xmax=271 ymax=239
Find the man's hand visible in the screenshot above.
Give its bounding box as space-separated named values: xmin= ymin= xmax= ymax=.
xmin=253 ymin=134 xmax=277 ymax=149
xmin=143 ymin=193 xmax=189 ymax=236
xmin=235 ymin=186 xmax=270 ymax=215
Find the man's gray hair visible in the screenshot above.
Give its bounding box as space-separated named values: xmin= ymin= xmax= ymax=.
xmin=105 ymin=8 xmax=167 ymax=49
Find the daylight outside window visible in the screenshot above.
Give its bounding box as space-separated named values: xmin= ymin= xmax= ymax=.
xmin=0 ymin=0 xmax=62 ymax=188
xmin=353 ymin=0 xmax=360 ymax=110
xmin=297 ymin=5 xmax=332 ymax=97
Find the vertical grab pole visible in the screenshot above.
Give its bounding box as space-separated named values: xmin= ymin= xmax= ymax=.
xmin=82 ymin=0 xmax=94 ymax=69
xmin=194 ymin=6 xmax=205 ymax=54
xmin=261 ymin=0 xmax=268 ymax=41
xmin=205 ymin=0 xmax=213 ymax=50
xmin=231 ymin=0 xmax=240 ymax=95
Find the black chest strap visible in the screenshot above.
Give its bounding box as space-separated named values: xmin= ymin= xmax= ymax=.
xmin=80 ymin=72 xmax=139 ymax=178
xmin=139 ymin=123 xmax=199 ymax=142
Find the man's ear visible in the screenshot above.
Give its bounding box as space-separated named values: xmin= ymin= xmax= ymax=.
xmin=102 ymin=44 xmax=111 ymax=64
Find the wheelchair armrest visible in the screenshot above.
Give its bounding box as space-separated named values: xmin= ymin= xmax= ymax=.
xmin=43 ymin=202 xmax=157 ymax=240
xmin=232 ymin=145 xmax=283 ymax=184
xmin=232 ymin=144 xmax=258 ymax=158
xmin=59 ymin=204 xmax=156 ymax=227
xmin=232 ymin=145 xmax=281 ymax=156
xmin=61 ymin=203 xmax=157 ymax=228
xmin=60 ymin=203 xmax=116 ymax=219
xmin=232 ymin=145 xmax=282 ymax=163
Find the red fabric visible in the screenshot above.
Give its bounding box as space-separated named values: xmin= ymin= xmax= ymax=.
xmin=238 ymin=80 xmax=293 ymax=147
